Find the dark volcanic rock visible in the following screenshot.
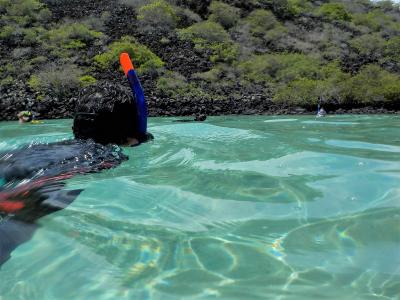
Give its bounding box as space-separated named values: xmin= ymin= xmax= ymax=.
xmin=105 ymin=4 xmax=138 ymax=39
xmin=0 ymin=81 xmax=76 ymax=121
xmin=136 ymin=32 xmax=213 ymax=77
xmin=174 ymin=0 xmax=211 ymax=18
xmin=43 ymin=0 xmax=114 ymax=20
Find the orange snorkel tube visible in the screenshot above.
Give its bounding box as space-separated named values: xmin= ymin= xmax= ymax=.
xmin=120 ymin=52 xmax=135 ymax=76
xmin=120 ymin=53 xmax=148 ymax=136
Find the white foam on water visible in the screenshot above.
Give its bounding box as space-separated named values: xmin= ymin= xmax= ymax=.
xmin=302 ymin=120 xmax=360 ymax=125
xmin=264 ymin=119 xmax=298 ymax=123
xmin=326 ymin=139 xmax=400 ymax=153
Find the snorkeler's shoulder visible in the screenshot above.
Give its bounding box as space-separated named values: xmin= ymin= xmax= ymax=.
xmin=0 ymin=139 xmax=128 ymax=183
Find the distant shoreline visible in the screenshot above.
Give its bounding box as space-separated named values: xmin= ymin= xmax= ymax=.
xmin=1 ymin=92 xmax=399 ymax=122
xmin=1 ymin=81 xmax=398 ymax=122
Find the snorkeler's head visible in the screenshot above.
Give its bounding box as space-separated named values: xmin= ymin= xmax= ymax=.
xmin=73 ymin=81 xmax=140 ymax=145
xmin=195 ymin=114 xmax=207 ymax=122
xmin=17 ymin=111 xmax=33 ymax=123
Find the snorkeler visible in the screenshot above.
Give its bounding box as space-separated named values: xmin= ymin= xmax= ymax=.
xmin=17 ymin=111 xmax=43 ymax=124
xmin=316 ymin=96 xmax=327 ymax=117
xmin=317 ymin=107 xmax=327 ymax=117
xmin=0 ymin=140 xmax=126 ymax=266
xmin=17 ymin=111 xmax=33 ymax=123
xmin=317 ymin=104 xmax=327 ymax=118
xmin=0 ymin=54 xmax=152 ymax=266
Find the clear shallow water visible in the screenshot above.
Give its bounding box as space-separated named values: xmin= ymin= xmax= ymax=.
xmin=0 ymin=115 xmax=400 ymax=300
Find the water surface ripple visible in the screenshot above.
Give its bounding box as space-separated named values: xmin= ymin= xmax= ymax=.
xmin=0 ymin=116 xmax=399 ymax=300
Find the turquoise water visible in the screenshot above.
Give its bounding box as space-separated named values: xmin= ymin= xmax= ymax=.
xmin=0 ymin=115 xmax=399 ymax=300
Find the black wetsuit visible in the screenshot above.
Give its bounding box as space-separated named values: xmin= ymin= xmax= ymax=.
xmin=0 ymin=139 xmax=127 ymax=266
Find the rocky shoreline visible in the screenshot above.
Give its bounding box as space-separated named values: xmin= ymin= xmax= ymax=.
xmin=1 ymin=80 xmax=398 ymax=122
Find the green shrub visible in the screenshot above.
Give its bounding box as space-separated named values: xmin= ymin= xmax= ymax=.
xmin=11 ymin=47 xmax=31 ymax=59
xmin=2 ymin=15 xmax=28 ymax=26
xmin=22 ymin=28 xmax=38 ymax=45
xmin=0 ymin=0 xmax=8 ymax=13
xmin=137 ymin=0 xmax=179 ymax=32
xmin=273 ymin=74 xmax=351 ymax=106
xmin=238 ymin=53 xmax=322 ymax=84
xmin=179 ymin=21 xmax=231 ymax=44
xmin=45 ymin=23 xmax=103 ymax=47
xmin=0 ymin=24 xmax=44 ymax=45
xmin=238 ymin=55 xmax=274 ymax=84
xmin=30 ymin=56 xmax=47 ymax=65
xmin=209 ymin=42 xmax=239 ymax=64
xmin=192 ymin=64 xmax=239 ymax=95
xmin=349 ymin=33 xmax=386 ymax=60
xmin=176 ymin=7 xmax=202 ymax=25
xmin=319 ymin=61 xmax=350 ymax=102
xmin=242 ymin=56 xmax=351 ymax=106
xmin=156 ymin=71 xmax=206 ymax=98
xmin=273 ymin=78 xmax=320 ymax=105
xmin=0 ymin=63 xmax=17 ymax=77
xmin=352 ymin=10 xmax=397 ymax=33
xmin=192 ymin=66 xmax=222 ymax=82
xmin=287 ymin=0 xmax=313 ymax=16
xmin=263 ymin=24 xmax=288 ymax=45
xmin=64 ymin=40 xmax=86 ymax=49
xmin=0 ymin=75 xmax=14 ymax=87
xmin=320 ymin=61 xmax=349 ymax=81
xmin=273 ymin=74 xmax=348 ymax=106
xmin=244 ymin=9 xmax=280 ymax=36
xmin=94 ymin=36 xmax=164 ymax=74
xmin=209 ymin=1 xmax=240 ymax=29
xmin=2 ymin=52 xmax=42 ymax=77
xmin=179 ymin=21 xmax=238 ymax=64
xmin=28 ymin=74 xmax=42 ymax=91
xmin=238 ymin=9 xmax=288 ymax=47
xmin=79 ymin=75 xmax=97 ymax=87
xmin=29 ymin=64 xmax=83 ymax=97
xmin=276 ymin=55 xmax=322 ymax=83
xmin=28 ymin=74 xmax=46 ymax=100
xmin=344 ymin=64 xmax=400 ymax=104
xmin=0 ymin=0 xmax=51 ymax=26
xmin=384 ymin=36 xmax=400 ymax=64
xmin=21 ymin=26 xmax=45 ymax=45
xmin=36 ymin=6 xmax=51 ymax=22
xmin=317 ymin=3 xmax=352 ymax=22
xmin=320 ymin=44 xmax=342 ymax=61
xmin=156 ymin=71 xmax=188 ymax=97
xmin=40 ymin=23 xmax=103 ymax=58
xmin=5 ymin=0 xmax=42 ymax=16
xmin=256 ymin=0 xmax=308 ymax=19
xmin=0 ymin=25 xmax=14 ymax=41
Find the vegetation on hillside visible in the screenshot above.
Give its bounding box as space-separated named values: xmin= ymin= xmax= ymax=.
xmin=0 ymin=0 xmax=399 ymax=108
